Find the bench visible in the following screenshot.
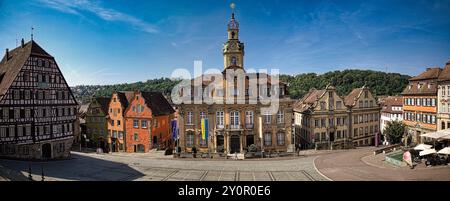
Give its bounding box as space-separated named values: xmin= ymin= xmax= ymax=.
xmin=374 ymin=144 xmax=401 ymax=155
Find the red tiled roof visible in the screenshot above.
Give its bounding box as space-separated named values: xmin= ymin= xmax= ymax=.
xmin=344 ymin=88 xmax=363 ymax=107
xmin=438 ymin=61 xmax=450 ymax=82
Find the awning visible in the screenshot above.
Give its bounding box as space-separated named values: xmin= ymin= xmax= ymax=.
xmin=437 ymin=147 xmax=450 ymax=155
xmin=420 ymin=129 xmax=450 ymax=139
xmin=413 ymin=143 xmax=433 ymax=150
xmin=419 ymin=149 xmax=437 ymax=156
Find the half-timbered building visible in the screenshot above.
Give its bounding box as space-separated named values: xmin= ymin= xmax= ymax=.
xmin=0 ymin=39 xmax=77 ymax=160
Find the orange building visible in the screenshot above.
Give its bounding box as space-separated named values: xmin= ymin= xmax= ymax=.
xmin=107 ymin=91 xmax=134 ymax=152
xmin=402 ymin=68 xmax=442 ymax=143
xmin=124 ymin=91 xmax=175 ymax=152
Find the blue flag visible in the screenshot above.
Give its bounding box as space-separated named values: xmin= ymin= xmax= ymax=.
xmin=171 ymin=120 xmax=177 ymax=140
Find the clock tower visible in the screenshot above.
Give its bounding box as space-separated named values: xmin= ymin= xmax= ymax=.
xmin=223 ymin=11 xmax=245 ymax=69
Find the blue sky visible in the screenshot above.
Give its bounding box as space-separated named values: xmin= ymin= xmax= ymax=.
xmin=0 ymin=0 xmax=449 ymax=86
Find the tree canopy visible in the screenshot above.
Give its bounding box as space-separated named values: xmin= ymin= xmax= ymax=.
xmin=71 ymin=70 xmax=411 ymax=104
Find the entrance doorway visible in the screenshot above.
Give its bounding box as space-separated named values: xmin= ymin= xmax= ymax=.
xmin=42 ymin=143 xmax=51 ymax=159
xmin=153 ymin=136 xmax=158 ymax=149
xmin=230 ymin=135 xmax=240 ymax=153
xmin=246 ymin=135 xmax=254 ymax=147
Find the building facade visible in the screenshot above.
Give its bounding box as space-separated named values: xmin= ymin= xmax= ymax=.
xmin=0 ymin=39 xmax=77 ymax=160
xmin=380 ymin=96 xmax=403 ymax=134
xmin=107 ymin=91 xmax=134 ymax=152
xmin=176 ymin=13 xmax=294 ymax=154
xmin=401 ymin=68 xmax=441 ymax=144
xmin=294 ymin=85 xmax=380 ymax=149
xmin=85 ymin=97 xmax=110 ymax=151
xmin=124 ymin=91 xmax=175 ymax=153
xmin=437 ymin=61 xmax=450 ymax=131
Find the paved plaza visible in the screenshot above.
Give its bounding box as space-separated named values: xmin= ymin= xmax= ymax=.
xmin=1 ymin=147 xmax=449 ymax=181
xmin=0 ymin=151 xmax=326 ymax=181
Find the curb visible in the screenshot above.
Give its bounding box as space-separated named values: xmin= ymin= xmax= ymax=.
xmin=312 ymin=156 xmax=333 ymax=181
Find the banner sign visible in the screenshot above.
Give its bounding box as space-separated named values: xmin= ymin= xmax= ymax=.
xmin=201 ymin=119 xmax=208 ymax=140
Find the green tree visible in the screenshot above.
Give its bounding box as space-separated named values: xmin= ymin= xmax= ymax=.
xmin=383 ymin=120 xmax=406 ymax=144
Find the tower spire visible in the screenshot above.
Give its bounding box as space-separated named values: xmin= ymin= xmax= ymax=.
xmin=31 ymin=27 xmax=34 ymax=41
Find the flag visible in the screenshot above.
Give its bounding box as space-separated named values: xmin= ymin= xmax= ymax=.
xmin=201 ymin=119 xmax=208 ymax=140
xmin=171 ymin=120 xmax=177 ymax=140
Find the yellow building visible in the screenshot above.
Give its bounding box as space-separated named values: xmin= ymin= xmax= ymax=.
xmin=176 ymin=12 xmax=294 ymax=154
xmin=294 ymin=85 xmax=381 ymax=149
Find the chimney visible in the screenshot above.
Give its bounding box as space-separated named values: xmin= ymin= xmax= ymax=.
xmin=5 ymin=48 xmax=9 ymax=61
xmin=21 ymin=38 xmax=24 ymax=48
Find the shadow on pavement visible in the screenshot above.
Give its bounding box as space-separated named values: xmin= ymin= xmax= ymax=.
xmin=0 ymin=152 xmax=145 ymax=181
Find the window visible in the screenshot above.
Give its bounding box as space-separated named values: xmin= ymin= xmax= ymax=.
xmin=336 ymin=101 xmax=342 ymax=109
xmin=263 ymin=111 xmax=271 ymax=124
xmin=200 ymin=111 xmax=207 ymax=120
xmin=230 ymin=111 xmax=240 ymax=128
xmin=264 ymin=132 xmax=272 ymax=146
xmin=111 ymin=120 xmax=114 ymax=126
xmin=141 ymin=120 xmax=147 ymax=128
xmin=432 ymin=98 xmax=436 ymax=107
xmin=117 ymin=120 xmax=121 ymax=126
xmin=14 ymin=108 xmax=20 ymax=119
xmin=277 ymin=133 xmax=285 ymax=145
xmin=25 ymin=90 xmax=30 ymax=100
xmin=314 ymin=119 xmax=319 ymax=127
xmin=186 ymin=132 xmax=194 ymax=147
xmin=133 ymin=133 xmax=138 ymax=141
xmin=187 ymin=112 xmax=193 ymax=125
xmin=133 ymin=119 xmax=139 ymax=128
xmin=216 ymin=111 xmax=224 ymax=127
xmin=277 ymin=110 xmax=284 ymax=124
xmin=364 ymin=91 xmax=368 ymax=98
xmin=118 ymin=132 xmax=124 ymax=139
xmin=320 ymin=101 xmax=326 ymax=110
xmin=245 ymin=111 xmax=253 ymax=125
xmin=25 ymin=108 xmax=31 ymax=118
xmin=321 ymin=118 xmax=326 ymax=127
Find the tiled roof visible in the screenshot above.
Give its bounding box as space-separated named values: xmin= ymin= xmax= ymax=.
xmin=116 ymin=91 xmax=134 ymax=109
xmin=293 ymin=89 xmax=325 ymax=112
xmin=344 ymin=88 xmax=363 ymax=107
xmin=438 ymin=61 xmax=450 ymax=82
xmin=0 ymin=40 xmax=52 ymax=97
xmin=141 ymin=91 xmax=175 ymax=116
xmin=409 ymin=67 xmax=442 ymax=81
xmin=380 ymin=96 xmax=403 ymax=113
xmin=95 ymin=97 xmax=111 ymax=115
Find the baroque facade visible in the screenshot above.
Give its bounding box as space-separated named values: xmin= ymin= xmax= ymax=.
xmin=294 ymin=85 xmax=381 ymax=150
xmin=176 ymin=13 xmax=294 ymax=154
xmin=0 ymin=39 xmax=77 ymax=160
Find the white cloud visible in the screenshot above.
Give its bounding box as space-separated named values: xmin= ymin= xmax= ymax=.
xmin=38 ymin=0 xmax=158 ymax=34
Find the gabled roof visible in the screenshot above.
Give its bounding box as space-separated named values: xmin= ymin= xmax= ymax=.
xmin=116 ymin=91 xmax=134 ymax=109
xmin=0 ymin=40 xmax=53 ymax=97
xmin=95 ymin=97 xmax=111 ymax=115
xmin=380 ymin=96 xmax=403 ymax=114
xmin=293 ymin=89 xmax=326 ymax=112
xmin=409 ymin=67 xmax=442 ymax=81
xmin=141 ymin=92 xmax=175 ymax=116
xmin=344 ymin=87 xmax=364 ymax=107
xmin=438 ymin=61 xmax=450 ymax=82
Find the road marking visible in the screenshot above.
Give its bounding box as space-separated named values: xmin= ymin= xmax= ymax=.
xmin=301 ymin=170 xmax=315 ymax=181
xmin=268 ymin=171 xmax=275 ymax=181
xmin=218 ymin=171 xmax=223 ymax=181
xmin=200 ymin=170 xmax=208 ymax=181
xmin=162 ymin=169 xmax=179 ymax=181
